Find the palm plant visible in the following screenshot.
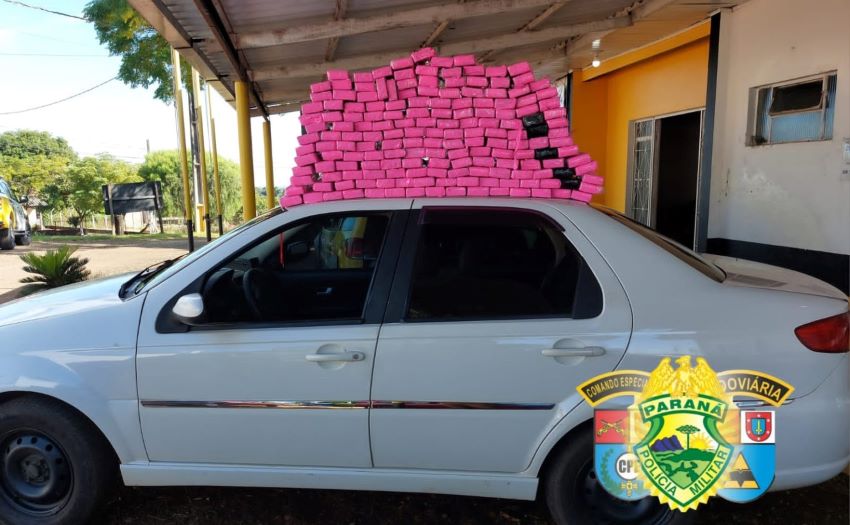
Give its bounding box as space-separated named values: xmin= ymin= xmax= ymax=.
xmin=18 ymin=246 xmax=91 ymax=296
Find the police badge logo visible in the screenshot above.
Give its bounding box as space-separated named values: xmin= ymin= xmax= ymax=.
xmin=632 ymin=357 xmax=733 ymax=510
xmin=577 ymin=356 xmax=793 ymax=512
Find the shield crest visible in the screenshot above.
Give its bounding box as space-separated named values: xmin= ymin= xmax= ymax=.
xmin=633 ymin=393 xmax=733 ymax=510
xmin=744 ymin=411 xmax=774 ymax=443
xmin=718 ymin=410 xmax=776 ymax=503
xmin=593 ymin=410 xmax=649 ymax=501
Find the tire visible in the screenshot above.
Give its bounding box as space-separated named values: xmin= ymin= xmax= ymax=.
xmin=14 ymin=223 xmax=31 ymax=246
xmin=0 ymin=396 xmax=116 ymax=525
xmin=0 ymin=228 xmax=14 ymax=250
xmin=543 ymin=427 xmax=695 ymax=525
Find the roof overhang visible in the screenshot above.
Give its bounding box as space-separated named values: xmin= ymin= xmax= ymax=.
xmin=129 ymin=0 xmax=743 ymax=117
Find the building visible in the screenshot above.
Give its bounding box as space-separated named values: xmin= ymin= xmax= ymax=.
xmin=570 ymin=0 xmax=849 ymax=292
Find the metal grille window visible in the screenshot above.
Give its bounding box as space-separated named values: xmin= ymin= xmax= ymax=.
xmin=629 ymin=119 xmax=656 ymax=226
xmin=748 ymin=72 xmax=837 ymax=145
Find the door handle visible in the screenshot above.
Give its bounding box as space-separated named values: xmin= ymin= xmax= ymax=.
xmin=316 ymin=287 xmax=333 ymax=296
xmin=542 ymin=346 xmax=606 ymax=358
xmin=305 ymin=351 xmax=365 ymax=363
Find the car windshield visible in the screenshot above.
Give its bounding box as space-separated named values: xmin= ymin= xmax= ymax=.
xmin=591 ymin=204 xmax=726 ymax=282
xmin=122 ymin=207 xmax=285 ymax=297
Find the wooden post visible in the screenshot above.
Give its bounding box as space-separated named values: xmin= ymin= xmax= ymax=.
xmin=106 ymin=184 xmax=116 ymax=236
xmin=153 ymin=183 xmax=165 ymax=234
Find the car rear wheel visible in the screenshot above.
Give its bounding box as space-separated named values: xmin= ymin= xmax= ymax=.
xmin=543 ymin=428 xmax=694 ymax=525
xmin=0 ymin=228 xmax=14 ymax=250
xmin=0 ymin=397 xmax=115 ymax=525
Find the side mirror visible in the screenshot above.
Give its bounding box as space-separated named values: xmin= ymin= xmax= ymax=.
xmin=18 ymin=195 xmax=28 ymax=205
xmin=286 ymin=241 xmax=309 ymax=260
xmin=172 ymin=293 xmax=205 ymax=324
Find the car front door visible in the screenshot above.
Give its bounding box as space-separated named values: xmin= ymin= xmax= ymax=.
xmin=136 ymin=202 xmax=408 ymax=468
xmin=370 ymin=200 xmax=631 ymax=473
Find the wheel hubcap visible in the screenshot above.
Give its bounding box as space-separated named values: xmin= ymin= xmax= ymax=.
xmin=578 ymin=460 xmax=671 ymax=524
xmin=1 ymin=431 xmax=72 ymax=515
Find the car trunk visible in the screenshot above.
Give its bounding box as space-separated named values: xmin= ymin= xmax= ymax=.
xmin=703 ymin=254 xmax=848 ymax=301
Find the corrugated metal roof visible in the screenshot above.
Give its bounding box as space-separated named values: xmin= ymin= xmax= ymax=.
xmin=128 ymin=0 xmax=746 ymax=116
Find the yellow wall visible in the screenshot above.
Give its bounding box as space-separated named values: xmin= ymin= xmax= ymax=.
xmin=571 ymin=34 xmax=709 ymax=210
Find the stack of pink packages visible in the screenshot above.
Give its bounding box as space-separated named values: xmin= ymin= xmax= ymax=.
xmin=281 ymin=47 xmax=602 ymax=208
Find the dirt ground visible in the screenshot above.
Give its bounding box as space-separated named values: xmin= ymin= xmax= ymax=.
xmin=1 ymin=237 xmax=848 ymax=524
xmin=0 ymin=237 xmax=196 ymax=300
xmin=94 ymin=474 xmax=848 ymax=525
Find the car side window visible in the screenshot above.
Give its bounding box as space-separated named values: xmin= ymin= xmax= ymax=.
xmin=406 ymin=208 xmax=602 ymax=321
xmin=202 ymin=212 xmax=390 ymax=324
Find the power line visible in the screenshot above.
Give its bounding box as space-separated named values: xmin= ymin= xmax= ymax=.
xmin=0 ymin=0 xmax=88 ymax=21
xmin=0 ymin=52 xmax=111 ymax=57
xmin=0 ymin=77 xmax=117 ymax=115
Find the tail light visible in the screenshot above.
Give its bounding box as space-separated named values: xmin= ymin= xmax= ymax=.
xmin=795 ymin=312 xmax=850 ymax=353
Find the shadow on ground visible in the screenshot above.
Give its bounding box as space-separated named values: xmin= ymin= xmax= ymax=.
xmin=95 ymin=474 xmax=847 ymax=524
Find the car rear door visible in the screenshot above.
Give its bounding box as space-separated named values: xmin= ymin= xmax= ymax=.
xmin=370 ymin=199 xmax=631 ymax=473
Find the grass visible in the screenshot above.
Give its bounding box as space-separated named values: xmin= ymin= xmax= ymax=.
xmin=32 ymin=232 xmax=195 ymax=243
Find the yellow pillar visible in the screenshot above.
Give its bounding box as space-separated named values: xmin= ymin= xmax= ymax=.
xmin=171 ymin=49 xmax=194 ymax=248
xmin=206 ymin=86 xmax=223 ymax=232
xmin=191 ymin=68 xmax=210 ymax=237
xmin=262 ymin=119 xmax=275 ymax=209
xmin=235 ymin=81 xmax=256 ymax=220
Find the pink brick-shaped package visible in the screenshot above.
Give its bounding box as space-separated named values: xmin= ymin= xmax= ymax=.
xmin=283 ymin=52 xmax=599 ymax=208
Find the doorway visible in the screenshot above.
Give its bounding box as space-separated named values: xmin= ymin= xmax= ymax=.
xmin=626 ymin=110 xmax=704 ymax=248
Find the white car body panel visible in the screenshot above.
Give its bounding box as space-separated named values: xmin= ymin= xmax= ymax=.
xmin=135 ymin=199 xmax=412 ymax=468
xmin=371 ymin=199 xmax=630 ymax=473
xmin=0 ymin=198 xmax=844 ymax=503
xmin=0 ymin=275 xmax=147 ymax=463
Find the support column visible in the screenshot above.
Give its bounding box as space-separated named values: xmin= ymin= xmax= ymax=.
xmin=171 ymin=48 xmax=194 ymax=251
xmin=235 ymin=81 xmax=256 ymax=221
xmin=206 ymin=87 xmax=224 ymax=234
xmin=263 ymin=119 xmax=275 ymax=209
xmin=191 ymin=68 xmax=211 ymax=241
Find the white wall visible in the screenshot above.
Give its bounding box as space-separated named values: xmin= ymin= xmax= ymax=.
xmin=708 ymin=0 xmax=850 ymax=256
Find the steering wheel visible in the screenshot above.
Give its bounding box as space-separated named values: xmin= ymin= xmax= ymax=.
xmin=242 ymin=268 xmax=285 ymax=322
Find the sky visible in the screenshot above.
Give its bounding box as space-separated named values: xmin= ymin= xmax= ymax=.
xmin=0 ymin=0 xmax=300 ymax=189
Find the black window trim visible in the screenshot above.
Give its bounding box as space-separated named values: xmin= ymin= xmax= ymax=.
xmin=383 ymin=206 xmax=602 ymax=324
xmin=156 ymin=209 xmax=410 ymax=333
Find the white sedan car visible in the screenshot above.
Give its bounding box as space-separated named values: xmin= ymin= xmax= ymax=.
xmin=0 ymin=198 xmax=847 ymax=525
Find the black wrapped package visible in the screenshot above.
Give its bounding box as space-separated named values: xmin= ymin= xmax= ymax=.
xmin=521 ymin=112 xmax=546 ymax=128
xmin=525 ymin=123 xmax=549 ymax=138
xmin=560 ymin=177 xmax=582 ymax=190
xmin=534 ymin=147 xmax=559 ymax=160
xmin=552 ymin=167 xmax=577 ymax=180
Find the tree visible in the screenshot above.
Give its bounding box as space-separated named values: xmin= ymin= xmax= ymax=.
xmin=44 ymin=154 xmax=139 ymax=233
xmin=0 ymin=130 xmax=76 ymax=197
xmin=137 ymin=150 xmax=242 ymax=223
xmin=0 ymin=130 xmax=75 ymax=159
xmin=85 ymin=0 xmax=189 ymax=103
xmin=676 ymin=424 xmax=700 ymax=449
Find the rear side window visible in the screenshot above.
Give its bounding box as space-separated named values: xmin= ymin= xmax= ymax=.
xmin=406 ymin=208 xmax=602 ymax=321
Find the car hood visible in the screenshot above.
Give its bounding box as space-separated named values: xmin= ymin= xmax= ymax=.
xmin=0 ymin=273 xmax=135 ymax=328
xmin=703 ymin=254 xmax=847 ymax=301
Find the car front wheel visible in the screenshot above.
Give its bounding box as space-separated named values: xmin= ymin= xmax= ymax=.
xmin=544 ymin=427 xmax=695 ymax=525
xmin=0 ymin=396 xmax=115 ymax=525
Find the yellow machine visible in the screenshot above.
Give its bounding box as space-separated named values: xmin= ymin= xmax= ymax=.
xmin=0 ymin=178 xmax=31 ymax=250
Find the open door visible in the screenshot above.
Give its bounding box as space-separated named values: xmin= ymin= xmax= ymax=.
xmin=627 ymin=110 xmax=703 ymax=248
